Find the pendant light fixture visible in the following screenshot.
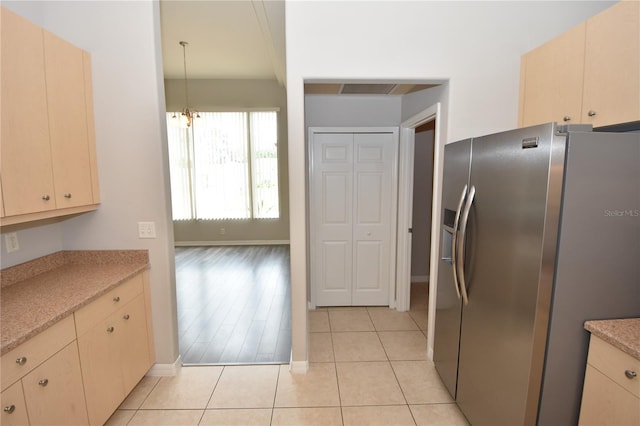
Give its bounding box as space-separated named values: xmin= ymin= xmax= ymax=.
xmin=172 ymin=41 xmax=200 ymax=128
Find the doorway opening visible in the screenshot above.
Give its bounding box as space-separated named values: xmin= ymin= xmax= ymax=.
xmin=176 ymin=245 xmax=291 ymax=365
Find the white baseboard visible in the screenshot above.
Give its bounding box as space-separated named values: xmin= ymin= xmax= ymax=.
xmin=289 ymin=360 xmax=309 ymax=374
xmin=411 ymin=275 xmax=430 ymax=283
xmin=175 ymin=240 xmax=290 ymax=247
xmin=147 ymin=355 xmax=182 ymax=376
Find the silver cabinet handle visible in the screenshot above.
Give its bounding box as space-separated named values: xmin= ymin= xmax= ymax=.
xmin=64 ymin=193 xmax=72 ymax=198
xmin=3 ymin=405 xmax=15 ymax=414
xmin=38 ymin=379 xmax=48 ymax=387
xmin=107 ymin=326 xmax=115 ymax=333
xmin=42 ymin=195 xmax=50 ymax=201
xmin=563 ymin=116 xmax=571 ymax=122
xmin=15 ymin=357 xmax=27 ymax=366
xmin=123 ymin=314 xmax=130 ymax=320
xmin=457 ymin=185 xmax=476 ymax=306
xmin=113 ymin=296 xmax=120 ymax=302
xmin=451 ymin=185 xmax=468 ymax=300
xmin=588 ymin=110 xmax=597 ymax=117
xmin=625 ymin=370 xmax=637 ymax=379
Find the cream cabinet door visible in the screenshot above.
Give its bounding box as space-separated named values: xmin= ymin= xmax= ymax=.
xmin=43 ymin=31 xmax=95 ymax=208
xmin=579 ymin=365 xmax=640 ymax=426
xmin=0 ymin=7 xmax=55 ymax=216
xmin=310 ymin=129 xmax=398 ymax=307
xmin=581 ymin=0 xmax=640 ymax=127
xmin=77 ymin=312 xmax=126 ymax=426
xmin=22 ymin=342 xmax=88 ymax=426
xmin=519 ymin=23 xmax=586 ymax=127
xmin=1 ymin=381 xmax=29 ymax=426
xmin=119 ymin=295 xmax=152 ymax=394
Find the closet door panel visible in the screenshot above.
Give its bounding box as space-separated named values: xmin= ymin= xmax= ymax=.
xmin=352 ymin=133 xmax=395 ymax=306
xmin=311 ymin=133 xmax=353 ymax=306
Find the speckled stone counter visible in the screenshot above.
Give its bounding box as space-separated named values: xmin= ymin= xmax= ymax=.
xmin=584 ymin=318 xmax=640 ymax=361
xmin=1 ymin=250 xmax=149 ymax=355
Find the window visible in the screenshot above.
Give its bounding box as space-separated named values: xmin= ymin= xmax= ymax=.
xmin=166 ymin=111 xmax=280 ymax=220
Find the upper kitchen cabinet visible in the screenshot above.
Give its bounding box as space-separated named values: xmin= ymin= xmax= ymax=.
xmin=581 ymin=0 xmax=639 ymax=127
xmin=518 ymin=23 xmax=586 ymax=127
xmin=0 ymin=7 xmax=100 ymax=226
xmin=519 ymin=1 xmax=640 ymax=128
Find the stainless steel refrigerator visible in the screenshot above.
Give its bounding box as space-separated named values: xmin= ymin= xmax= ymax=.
xmin=433 ymin=122 xmax=640 ymax=425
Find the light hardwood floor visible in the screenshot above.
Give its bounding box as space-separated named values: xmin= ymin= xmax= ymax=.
xmin=176 ymin=246 xmax=291 ymax=365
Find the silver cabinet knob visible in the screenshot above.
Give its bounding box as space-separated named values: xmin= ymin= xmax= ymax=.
xmin=3 ymin=405 xmax=15 ymax=414
xmin=563 ymin=116 xmax=571 ymax=122
xmin=588 ymin=110 xmax=597 ymax=117
xmin=38 ymin=379 xmax=48 ymax=387
xmin=15 ymin=357 xmax=27 ymax=366
xmin=625 ymin=370 xmax=637 ymax=379
xmin=42 ymin=195 xmax=50 ymax=201
xmin=64 ymin=193 xmax=72 ymax=198
xmin=107 ymin=326 xmax=115 ymax=333
xmin=123 ymin=314 xmax=130 ymax=320
xmin=113 ymin=296 xmax=120 ymax=302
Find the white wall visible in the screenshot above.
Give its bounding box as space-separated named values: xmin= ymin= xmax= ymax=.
xmin=305 ymin=94 xmax=402 ymax=127
xmin=1 ymin=1 xmax=178 ymax=365
xmin=286 ymin=0 xmax=614 ymax=362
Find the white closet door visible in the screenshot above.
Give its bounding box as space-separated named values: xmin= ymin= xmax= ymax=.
xmin=311 ymin=130 xmax=397 ymax=307
xmin=311 ymin=133 xmax=354 ymax=306
xmin=352 ymin=133 xmax=395 ymax=305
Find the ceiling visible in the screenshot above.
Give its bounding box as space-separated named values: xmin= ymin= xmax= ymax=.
xmin=159 ymin=1 xmax=439 ymax=95
xmin=160 ymin=0 xmax=286 ymax=84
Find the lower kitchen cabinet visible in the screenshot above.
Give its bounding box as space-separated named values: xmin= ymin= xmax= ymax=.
xmin=1 ymin=381 xmax=30 ymax=426
xmin=76 ymin=275 xmax=152 ymax=425
xmin=579 ymin=336 xmax=640 ymax=425
xmin=22 ymin=342 xmax=88 ymax=426
xmin=0 ymin=315 xmax=87 ymax=426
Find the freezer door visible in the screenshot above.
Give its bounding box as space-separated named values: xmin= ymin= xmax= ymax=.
xmin=433 ymin=139 xmax=471 ymax=398
xmin=455 ymin=123 xmax=563 ymax=426
xmin=538 ymin=130 xmax=640 ymax=425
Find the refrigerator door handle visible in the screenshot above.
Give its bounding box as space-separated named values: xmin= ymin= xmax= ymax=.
xmin=451 ymin=185 xmax=468 ymax=299
xmin=457 ymin=185 xmax=475 ymax=305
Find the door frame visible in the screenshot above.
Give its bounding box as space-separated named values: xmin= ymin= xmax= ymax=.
xmin=308 ymin=126 xmax=399 ymax=309
xmin=395 ymin=102 xmax=441 ymax=359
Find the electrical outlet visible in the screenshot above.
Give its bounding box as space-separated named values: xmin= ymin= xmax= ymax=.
xmin=5 ymin=232 xmax=19 ymax=253
xmin=138 ymin=222 xmax=157 ymax=239
xmin=219 ymin=228 xmax=226 ymax=235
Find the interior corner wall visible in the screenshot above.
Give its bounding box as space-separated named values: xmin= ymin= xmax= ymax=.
xmin=286 ymin=0 xmax=615 ymax=363
xmin=1 ymin=1 xmax=179 ymax=365
xmin=164 ymin=79 xmax=290 ymax=244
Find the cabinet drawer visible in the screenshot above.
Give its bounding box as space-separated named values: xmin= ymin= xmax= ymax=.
xmin=587 ymin=335 xmax=640 ymax=398
xmin=74 ymin=273 xmax=143 ymax=336
xmin=1 ymin=315 xmax=76 ymax=391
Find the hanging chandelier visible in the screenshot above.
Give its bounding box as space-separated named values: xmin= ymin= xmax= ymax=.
xmin=172 ymin=41 xmax=200 ymax=128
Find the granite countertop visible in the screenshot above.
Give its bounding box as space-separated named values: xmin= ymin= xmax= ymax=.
xmin=584 ymin=318 xmax=640 ymax=361
xmin=1 ymin=250 xmax=149 ymax=355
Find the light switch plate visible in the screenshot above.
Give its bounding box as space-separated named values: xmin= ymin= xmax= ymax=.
xmin=138 ymin=222 xmax=156 ymax=239
xmin=5 ymin=232 xmax=19 ymax=253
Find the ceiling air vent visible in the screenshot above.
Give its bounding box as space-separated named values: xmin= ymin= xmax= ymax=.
xmin=340 ymin=83 xmax=397 ymax=95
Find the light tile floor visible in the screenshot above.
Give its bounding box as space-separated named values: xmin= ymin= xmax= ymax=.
xmin=105 ymin=285 xmax=469 ymax=426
